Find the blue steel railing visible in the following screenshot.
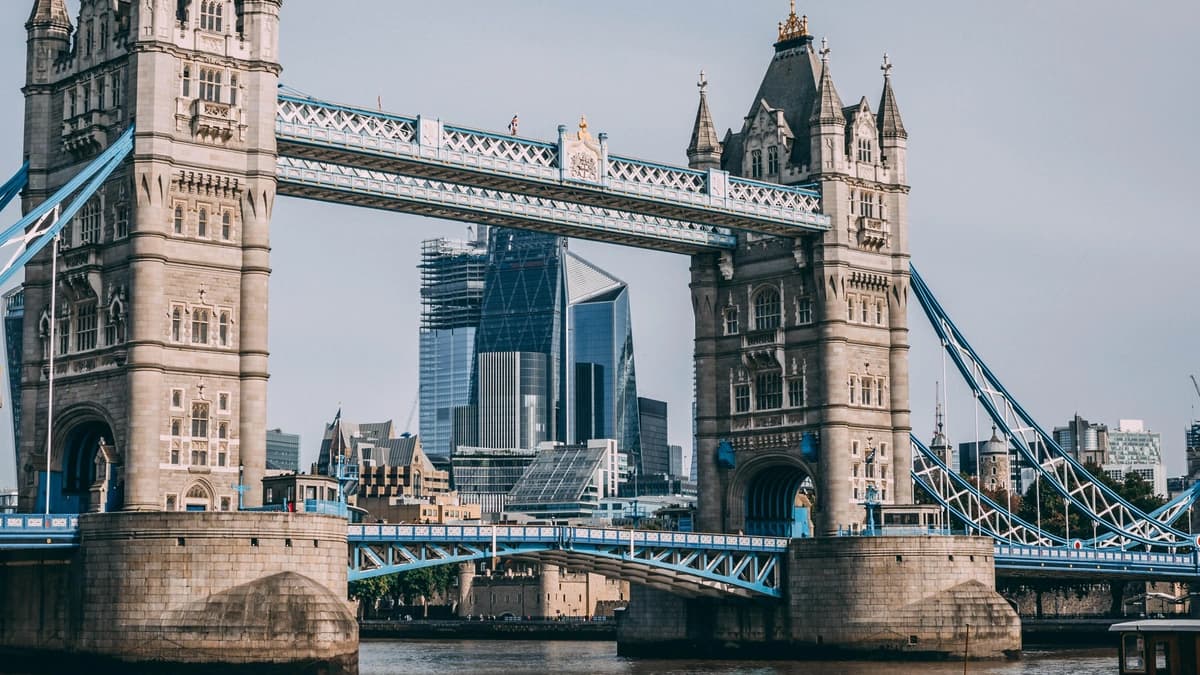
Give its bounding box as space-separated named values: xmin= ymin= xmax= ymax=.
xmin=0 ymin=513 xmax=80 ymax=548
xmin=995 ymin=544 xmax=1200 ymax=578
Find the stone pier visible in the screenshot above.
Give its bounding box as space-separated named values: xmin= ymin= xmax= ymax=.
xmin=617 ymin=535 xmax=1021 ymax=660
xmin=0 ymin=512 xmax=358 ymax=673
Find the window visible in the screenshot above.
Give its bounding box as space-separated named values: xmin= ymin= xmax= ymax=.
xmin=171 ymin=306 xmax=183 ymax=341
xmin=219 ymin=496 xmax=231 ymax=511
xmin=861 ymin=378 xmax=872 ymax=406
xmin=861 ymin=298 xmax=869 ymax=323
xmin=229 ymin=75 xmax=238 ymax=106
xmin=857 ymin=138 xmax=872 ymax=163
xmin=755 ymin=372 xmax=782 ymax=410
xmin=199 ymin=69 xmax=222 ymax=102
xmin=85 ymin=20 xmax=93 ymax=56
xmin=191 ymin=402 xmax=210 ymax=439
xmin=75 ymin=303 xmax=97 ymax=351
xmin=876 ymin=380 xmax=885 ymax=407
xmin=723 ymin=307 xmax=738 ymax=335
xmin=80 ymin=200 xmax=101 ymax=244
xmin=68 ymin=90 xmax=77 ymax=118
xmin=218 ymin=421 xmax=228 ymax=439
xmin=754 ymin=287 xmax=781 ymax=331
xmin=99 ymin=21 xmax=108 ymax=51
xmin=847 ymin=296 xmax=855 ymax=321
xmin=221 ymin=212 xmax=231 ymax=240
xmin=97 ymin=78 xmax=105 ymax=111
xmin=191 ymin=445 xmax=208 ymax=467
xmin=218 ymin=392 xmax=229 ymax=412
xmin=197 ymin=208 xmax=207 ymax=238
xmin=767 ymin=145 xmax=779 ymax=174
xmin=110 ymin=72 xmax=121 ymax=108
xmin=173 ymin=206 xmax=183 ymax=234
xmin=166 ymin=494 xmax=177 ymax=511
xmin=876 ymin=301 xmax=884 ymax=325
xmin=171 ymin=388 xmax=183 ymax=409
xmin=58 ymin=314 xmax=70 ymax=356
xmin=218 ymin=311 xmax=230 ymax=346
xmin=191 ymin=308 xmax=210 ymax=344
xmin=853 ymin=463 xmax=860 ymax=477
xmin=881 ymin=465 xmax=888 ymax=479
xmin=82 ymin=82 xmax=91 ymax=112
xmin=171 ymin=418 xmax=182 ymax=436
xmin=859 ymin=191 xmax=874 ymax=218
xmin=788 ymin=378 xmax=804 ymax=407
xmin=182 ymin=66 xmax=191 ymax=97
xmin=217 ymin=450 xmax=227 ymax=467
xmin=880 ymin=442 xmax=888 ymax=458
xmin=170 ymin=443 xmax=180 ymax=464
xmin=200 ymin=1 xmax=223 ymax=32
xmin=750 ymin=149 xmax=763 ymax=179
xmin=734 ymin=384 xmax=751 ymax=413
xmin=114 ymin=187 xmax=129 ymax=238
xmin=797 ymin=298 xmax=812 ymax=324
xmin=848 ymin=375 xmax=858 ymax=404
xmin=852 ymin=440 xmax=860 ymax=456
xmin=103 ymin=310 xmax=116 ymax=345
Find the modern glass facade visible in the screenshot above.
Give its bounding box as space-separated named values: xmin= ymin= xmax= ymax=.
xmin=474 ymin=229 xmax=567 ymax=444
xmin=636 ymin=397 xmax=669 ymax=477
xmin=476 ymin=351 xmax=549 ymax=449
xmin=418 ymin=233 xmax=487 ymax=458
xmin=450 ymin=445 xmax=539 ymax=517
xmin=265 ymin=428 xmax=301 ymax=472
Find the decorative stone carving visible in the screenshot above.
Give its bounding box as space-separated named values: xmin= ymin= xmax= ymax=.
xmin=562 ymin=115 xmax=603 ymax=184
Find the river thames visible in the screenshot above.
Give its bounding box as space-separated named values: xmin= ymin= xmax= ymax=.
xmin=360 ymin=640 xmax=1116 ymax=674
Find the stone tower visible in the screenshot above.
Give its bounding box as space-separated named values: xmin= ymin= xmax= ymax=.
xmin=19 ymin=0 xmax=280 ymax=512
xmin=690 ymin=7 xmax=911 ymax=535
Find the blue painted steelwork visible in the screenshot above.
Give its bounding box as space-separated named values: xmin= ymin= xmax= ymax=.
xmin=0 ymin=128 xmax=134 ymax=288
xmin=274 ymin=91 xmax=830 ymax=244
xmin=909 ymin=264 xmax=1198 ymax=550
xmin=0 ymin=513 xmax=80 ymax=549
xmin=995 ymin=544 xmax=1200 ymax=580
xmin=347 ymin=524 xmax=788 ymax=598
xmin=0 ymin=162 xmax=28 ymax=212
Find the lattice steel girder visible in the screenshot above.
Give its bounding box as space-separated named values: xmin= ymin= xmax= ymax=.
xmin=276 ymin=156 xmax=736 ymax=254
xmin=909 ymin=265 xmax=1198 ymax=550
xmin=994 ymin=544 xmax=1200 ymax=582
xmin=276 ymin=95 xmax=830 ymax=237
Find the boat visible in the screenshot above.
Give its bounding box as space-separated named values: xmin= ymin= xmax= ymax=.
xmin=1110 ymin=619 xmax=1200 ymax=674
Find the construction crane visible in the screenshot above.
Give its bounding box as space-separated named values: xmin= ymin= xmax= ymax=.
xmin=403 ymin=396 xmax=418 ymax=436
xmin=1192 ymin=375 xmax=1200 ymax=401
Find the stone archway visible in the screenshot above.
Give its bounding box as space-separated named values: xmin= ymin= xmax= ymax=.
xmin=183 ymin=480 xmax=214 ymax=512
xmin=56 ymin=419 xmax=118 ymax=513
xmin=725 ymin=452 xmax=817 ymax=538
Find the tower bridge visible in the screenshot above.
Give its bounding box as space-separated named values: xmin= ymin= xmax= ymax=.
xmin=0 ymin=0 xmax=1189 ymax=671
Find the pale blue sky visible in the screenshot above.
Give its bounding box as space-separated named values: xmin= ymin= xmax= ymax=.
xmin=0 ymin=1 xmax=1197 ymax=489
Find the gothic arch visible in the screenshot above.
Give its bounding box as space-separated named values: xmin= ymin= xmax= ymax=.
xmin=45 ymin=402 xmax=121 ymax=513
xmin=725 ymin=449 xmax=817 ymax=537
xmin=183 ymin=478 xmax=215 ymax=511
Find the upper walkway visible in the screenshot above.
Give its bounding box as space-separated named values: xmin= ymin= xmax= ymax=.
xmin=274 ymin=92 xmax=830 ymax=253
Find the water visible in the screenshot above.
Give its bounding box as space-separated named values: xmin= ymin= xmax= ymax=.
xmin=360 ymin=640 xmax=1117 ymax=675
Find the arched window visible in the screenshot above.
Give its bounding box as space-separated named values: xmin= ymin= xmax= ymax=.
xmin=182 ymin=66 xmax=191 ymax=98
xmin=99 ymin=21 xmax=108 ymax=51
xmin=229 ymin=74 xmax=237 ymax=106
xmin=723 ymin=306 xmax=738 ymax=335
xmin=190 ymin=402 xmax=210 ymax=439
xmin=171 ymin=306 xmax=182 ymax=341
xmin=200 ymin=1 xmax=223 ymax=31
xmin=753 ymin=287 xmax=780 ymax=331
xmin=218 ymin=311 xmax=230 ymax=346
xmin=750 ymin=149 xmax=763 ymax=179
xmin=197 ymin=208 xmax=207 ymax=237
xmin=847 ymin=295 xmax=855 ymax=322
xmin=755 ymin=372 xmax=782 ymax=410
xmin=173 ymin=205 xmax=183 ymax=234
xmin=767 ymin=145 xmax=779 ymax=175
xmin=221 ymin=212 xmax=231 ymax=240
xmin=80 ymin=199 xmax=101 ymax=244
xmin=191 ymin=308 xmax=210 ymax=344
xmin=848 ymin=375 xmax=858 ymax=405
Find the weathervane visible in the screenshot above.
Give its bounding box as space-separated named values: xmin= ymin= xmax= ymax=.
xmin=697 ymin=69 xmax=707 ymax=93
xmin=881 ymin=52 xmax=893 ymax=78
xmin=819 ymin=37 xmax=830 ymax=63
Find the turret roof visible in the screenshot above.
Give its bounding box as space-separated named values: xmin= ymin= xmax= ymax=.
xmin=27 ymin=0 xmax=71 ymax=29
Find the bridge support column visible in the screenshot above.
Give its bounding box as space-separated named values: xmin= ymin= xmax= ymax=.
xmin=618 ymin=536 xmax=1020 ymax=660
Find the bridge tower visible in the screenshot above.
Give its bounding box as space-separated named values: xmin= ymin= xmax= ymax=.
xmin=691 ymin=7 xmax=911 ymax=535
xmin=18 ymin=0 xmax=280 ymax=512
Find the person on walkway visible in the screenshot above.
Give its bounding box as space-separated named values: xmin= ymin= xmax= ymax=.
xmin=509 ymin=114 xmax=519 ymax=135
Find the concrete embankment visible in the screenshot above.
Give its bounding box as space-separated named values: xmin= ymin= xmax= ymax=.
xmin=360 ymin=619 xmax=615 ymax=641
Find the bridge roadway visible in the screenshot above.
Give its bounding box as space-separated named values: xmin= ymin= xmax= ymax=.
xmin=274 ymin=92 xmax=830 ymax=253
xmin=5 ymin=515 xmax=1200 ymax=594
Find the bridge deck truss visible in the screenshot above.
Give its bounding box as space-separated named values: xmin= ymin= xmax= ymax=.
xmin=347 ymin=524 xmax=788 ymax=599
xmin=275 ymin=92 xmax=830 ymax=244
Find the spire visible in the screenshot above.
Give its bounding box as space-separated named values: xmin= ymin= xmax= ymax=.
xmin=687 ymin=69 xmax=722 ymax=170
xmin=876 ymin=53 xmax=907 ymax=139
xmin=809 ymin=38 xmax=845 ymax=126
xmin=26 ymin=0 xmax=71 ymax=30
xmin=775 ymin=1 xmax=813 ymax=51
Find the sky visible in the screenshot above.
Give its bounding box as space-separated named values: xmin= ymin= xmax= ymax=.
xmin=0 ymin=1 xmax=1197 ymax=489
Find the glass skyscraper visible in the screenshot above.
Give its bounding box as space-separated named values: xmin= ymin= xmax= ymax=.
xmin=418 ymin=231 xmax=488 ymax=458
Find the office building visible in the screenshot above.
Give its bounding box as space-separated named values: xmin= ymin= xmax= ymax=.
xmin=1052 ymin=414 xmax=1108 ymax=466
xmin=668 ymin=444 xmax=684 ymax=478
xmin=265 ymin=428 xmax=300 ymax=472
xmin=418 ymin=231 xmax=488 ymax=458
xmin=316 ymin=411 xmax=450 ymax=502
xmin=450 ymin=445 xmax=539 ymax=518
xmin=1187 ymin=421 xmax=1200 ymax=480
xmin=637 ymin=397 xmax=669 ymax=477
xmin=1103 ymin=419 xmax=1166 ymax=498
xmin=507 ymin=439 xmax=621 ymax=521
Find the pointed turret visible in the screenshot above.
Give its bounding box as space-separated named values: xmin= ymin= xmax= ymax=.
xmin=876 ymin=53 xmax=906 ymax=139
xmin=687 ymin=70 xmax=722 ymax=170
xmin=27 ymin=0 xmax=70 ymax=30
xmin=808 ymin=38 xmax=845 ymax=171
xmin=876 ymin=53 xmax=908 ymax=179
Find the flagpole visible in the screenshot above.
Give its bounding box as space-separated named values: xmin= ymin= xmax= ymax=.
xmin=44 ymin=219 xmax=60 ymax=515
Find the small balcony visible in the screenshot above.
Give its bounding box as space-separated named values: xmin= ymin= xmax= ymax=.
xmin=741 ymin=327 xmax=784 ymax=370
xmin=61 ymin=110 xmax=112 ymax=157
xmin=191 ymin=98 xmax=237 ymax=144
xmin=857 ymin=216 xmax=889 ymax=249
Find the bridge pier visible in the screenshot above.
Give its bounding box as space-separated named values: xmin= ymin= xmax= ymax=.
xmin=0 ymin=512 xmax=357 ymax=673
xmin=617 ymin=535 xmax=1020 ymax=660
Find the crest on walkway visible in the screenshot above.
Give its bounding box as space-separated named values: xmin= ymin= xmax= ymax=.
xmin=563 ymin=115 xmax=602 ymax=183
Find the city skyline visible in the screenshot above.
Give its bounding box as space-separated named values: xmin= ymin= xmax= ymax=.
xmin=0 ymin=1 xmax=1197 ymax=488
